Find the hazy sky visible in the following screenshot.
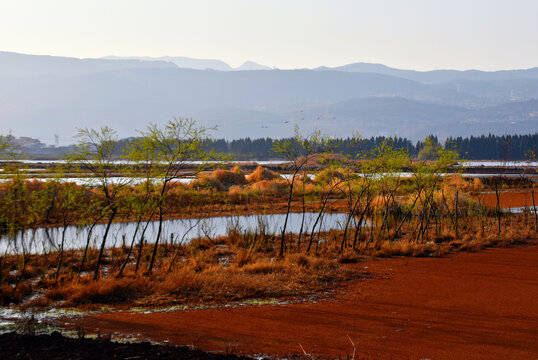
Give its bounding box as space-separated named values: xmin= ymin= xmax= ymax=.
xmin=1 ymin=0 xmax=538 ymax=70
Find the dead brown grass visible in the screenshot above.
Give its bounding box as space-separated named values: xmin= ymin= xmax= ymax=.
xmin=246 ymin=166 xmax=280 ymax=182
xmin=247 ymin=179 xmax=289 ymax=196
xmin=45 ymin=277 xmax=150 ymax=305
xmin=211 ymin=169 xmax=248 ymax=188
xmin=190 ymin=174 xmax=226 ymax=191
xmin=158 ymin=254 xmax=352 ymax=302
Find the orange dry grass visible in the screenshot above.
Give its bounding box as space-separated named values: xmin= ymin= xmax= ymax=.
xmin=45 ymin=277 xmax=151 ymax=305
xmin=248 ymin=179 xmax=289 ymax=196
xmin=190 ymin=174 xmax=226 ymax=191
xmin=0 ymin=283 xmax=33 ymax=306
xmin=24 ymin=246 xmax=352 ymax=307
xmin=158 ymin=254 xmax=352 ymax=302
xmin=292 ymin=181 xmax=317 ymax=196
xmin=211 ymin=169 xmax=247 ymax=188
xmin=444 ymin=175 xmax=484 ymax=193
xmin=246 ymin=166 xmax=280 ymax=182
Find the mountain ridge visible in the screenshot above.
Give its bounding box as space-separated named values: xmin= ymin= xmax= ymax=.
xmin=103 ymin=55 xmax=271 ymax=71
xmin=325 ymin=62 xmax=538 ymax=83
xmin=1 ymin=51 xmax=537 ymax=143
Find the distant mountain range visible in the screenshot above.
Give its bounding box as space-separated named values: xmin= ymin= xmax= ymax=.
xmin=103 ymin=56 xmax=271 ymax=71
xmin=317 ymin=62 xmax=538 ymax=84
xmin=0 ymin=51 xmax=537 ymax=144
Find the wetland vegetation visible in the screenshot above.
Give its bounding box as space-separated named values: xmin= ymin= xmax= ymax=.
xmin=0 ymin=121 xmax=536 ymax=311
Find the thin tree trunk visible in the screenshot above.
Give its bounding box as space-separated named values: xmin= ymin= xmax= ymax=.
xmin=306 ymin=181 xmax=342 ymax=253
xmin=147 ymin=210 xmax=164 ymax=274
xmin=297 ymin=182 xmax=306 ymax=252
xmin=117 ymin=219 xmax=142 ymax=277
xmin=79 ymin=215 xmax=104 ymax=274
xmin=391 ymin=188 xmax=422 ymax=242
xmin=495 ymin=180 xmax=501 ymax=235
xmin=93 ymin=206 xmax=117 ymax=280
xmin=280 ymin=173 xmax=297 ymax=257
xmin=455 ymin=190 xmax=459 ymax=240
xmin=531 ymin=184 xmax=538 ymax=231
xmin=15 ymin=233 xmax=27 ymax=288
xmin=341 ymin=197 xmax=361 ymax=252
xmin=168 ymin=218 xmax=202 ymax=272
xmin=55 ymin=224 xmax=68 ymax=283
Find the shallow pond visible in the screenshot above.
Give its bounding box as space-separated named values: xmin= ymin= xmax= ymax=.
xmin=0 ymin=212 xmax=353 ymax=255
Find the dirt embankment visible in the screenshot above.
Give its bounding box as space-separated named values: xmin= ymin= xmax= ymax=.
xmin=60 ymin=243 xmax=538 ymax=359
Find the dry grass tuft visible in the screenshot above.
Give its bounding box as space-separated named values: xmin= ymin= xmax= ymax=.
xmin=372 ymin=241 xmax=450 ymax=257
xmin=0 ymin=283 xmax=32 ymax=305
xmin=61 ymin=277 xmax=150 ymax=305
xmin=445 ymin=174 xmax=484 ymax=193
xmin=188 ymin=249 xmax=218 ymax=272
xmin=190 ymin=174 xmax=226 ymax=191
xmin=241 ymin=259 xmax=283 ymax=274
xmin=246 ymin=166 xmax=280 ymax=182
xmin=232 ymin=249 xmax=252 ymax=268
xmin=248 ymin=179 xmax=289 ymax=196
xmin=211 ymin=169 xmax=247 ymax=188
xmin=190 ymin=169 xmax=247 ymax=191
xmin=338 ymin=251 xmax=361 ymax=263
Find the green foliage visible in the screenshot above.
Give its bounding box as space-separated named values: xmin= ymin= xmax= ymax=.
xmin=69 ymin=126 xmax=131 ymax=203
xmin=0 ymin=134 xmax=17 ymax=160
xmin=417 ymin=136 xmax=441 ymax=160
xmin=132 ymin=117 xmax=217 ymax=182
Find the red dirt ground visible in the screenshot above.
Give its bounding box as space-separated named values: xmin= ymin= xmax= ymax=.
xmin=62 ymin=244 xmax=538 ymax=359
xmin=476 ymin=190 xmax=537 ymax=209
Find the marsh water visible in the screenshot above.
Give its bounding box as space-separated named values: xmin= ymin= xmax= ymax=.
xmin=0 ymin=212 xmax=352 ymax=255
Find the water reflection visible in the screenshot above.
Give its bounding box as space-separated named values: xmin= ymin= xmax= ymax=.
xmin=0 ymin=212 xmax=351 ymax=255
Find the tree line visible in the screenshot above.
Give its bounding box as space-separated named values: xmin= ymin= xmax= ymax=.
xmin=205 ymin=133 xmax=538 ymax=160
xmin=5 ymin=132 xmax=538 ymax=161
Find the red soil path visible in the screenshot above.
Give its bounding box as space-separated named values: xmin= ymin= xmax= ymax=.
xmin=64 ymin=244 xmax=538 ymax=359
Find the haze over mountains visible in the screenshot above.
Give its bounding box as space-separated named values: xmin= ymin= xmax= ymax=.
xmin=1 ymin=51 xmax=537 ymax=144
xmin=103 ymin=56 xmax=271 ymax=71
